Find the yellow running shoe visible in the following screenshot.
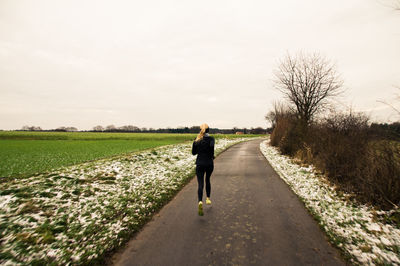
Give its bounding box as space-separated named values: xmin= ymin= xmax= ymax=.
xmin=206 ymin=197 xmax=212 ymax=205
xmin=198 ymin=201 xmax=203 ymax=216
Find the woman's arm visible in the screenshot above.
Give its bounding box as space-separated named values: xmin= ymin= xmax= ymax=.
xmin=210 ymin=138 xmax=215 ymax=159
xmin=192 ymin=141 xmax=198 ymax=155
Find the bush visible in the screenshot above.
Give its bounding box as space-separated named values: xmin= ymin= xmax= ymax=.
xmin=363 ymin=141 xmax=400 ymax=207
xmin=270 ymin=111 xmax=400 ymax=209
xmin=310 ymin=113 xmax=370 ymax=182
xmin=270 ymin=109 xmax=308 ymax=156
xmin=270 ymin=115 xmax=290 ymax=147
xmin=279 ymin=119 xmax=308 ymax=156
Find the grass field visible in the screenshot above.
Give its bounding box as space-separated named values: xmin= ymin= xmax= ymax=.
xmin=0 ymin=131 xmax=257 ymax=178
xmin=0 ymin=137 xmax=253 ymax=265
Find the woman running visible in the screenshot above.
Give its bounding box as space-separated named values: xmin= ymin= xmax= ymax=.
xmin=192 ymin=123 xmax=215 ymax=216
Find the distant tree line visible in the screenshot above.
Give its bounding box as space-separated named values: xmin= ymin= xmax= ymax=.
xmin=18 ymin=125 xmax=266 ymax=134
xmin=370 ymin=122 xmax=400 ymax=139
xmin=90 ymin=125 xmax=266 ymax=134
xmin=20 ymin=125 xmax=78 ymax=132
xmin=21 ymin=125 xmax=43 ymax=131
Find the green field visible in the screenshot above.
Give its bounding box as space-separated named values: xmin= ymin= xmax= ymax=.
xmin=0 ymin=131 xmax=257 ymax=178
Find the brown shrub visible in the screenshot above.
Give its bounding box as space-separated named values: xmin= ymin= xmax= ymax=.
xmin=270 ymin=118 xmax=286 ymax=147
xmin=269 ymin=103 xmax=295 ymax=148
xmin=279 ymin=119 xmax=308 ymax=156
xmin=362 ymin=141 xmax=400 ymax=207
xmin=271 ymin=110 xmax=400 ymax=209
xmin=309 ymin=113 xmax=370 ymax=182
xmin=270 ymin=110 xmax=308 ymax=156
xmin=311 ymin=113 xmax=400 ymax=209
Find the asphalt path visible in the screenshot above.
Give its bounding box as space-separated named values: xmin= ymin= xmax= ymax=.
xmin=111 ymin=139 xmax=345 ymax=266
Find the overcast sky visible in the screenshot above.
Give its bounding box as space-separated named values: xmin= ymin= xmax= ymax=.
xmin=0 ymin=0 xmax=399 ymax=130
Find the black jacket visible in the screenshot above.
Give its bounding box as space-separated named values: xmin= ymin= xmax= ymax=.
xmin=192 ymin=135 xmax=215 ymax=166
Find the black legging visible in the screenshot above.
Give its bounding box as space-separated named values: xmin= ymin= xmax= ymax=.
xmin=196 ymin=164 xmax=214 ymax=202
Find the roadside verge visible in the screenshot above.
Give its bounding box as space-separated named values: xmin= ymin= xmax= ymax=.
xmin=260 ymin=139 xmax=400 ymax=265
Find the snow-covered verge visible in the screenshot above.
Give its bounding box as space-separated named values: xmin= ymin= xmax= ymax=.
xmin=0 ymin=138 xmax=251 ymax=265
xmin=260 ymin=140 xmax=400 ymax=265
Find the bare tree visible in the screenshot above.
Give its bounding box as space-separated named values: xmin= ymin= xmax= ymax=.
xmin=105 ymin=125 xmax=116 ymax=132
xmin=378 ymin=86 xmax=400 ymax=117
xmin=383 ymin=0 xmax=400 ymax=10
xmin=118 ymin=125 xmax=140 ymax=132
xmin=392 ymin=87 xmax=400 ymax=116
xmin=66 ymin=127 xmax=78 ymax=132
xmin=265 ymin=101 xmax=293 ymax=128
xmin=55 ymin=126 xmax=67 ymax=131
xmin=93 ymin=125 xmax=104 ymax=132
xmin=22 ymin=125 xmax=42 ymax=131
xmin=273 ymin=52 xmax=343 ymax=123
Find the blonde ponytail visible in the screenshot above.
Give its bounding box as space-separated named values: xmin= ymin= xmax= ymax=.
xmin=195 ymin=123 xmax=209 ymax=142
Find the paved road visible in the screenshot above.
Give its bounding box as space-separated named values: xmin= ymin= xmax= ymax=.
xmin=111 ymin=139 xmax=345 ymax=266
